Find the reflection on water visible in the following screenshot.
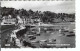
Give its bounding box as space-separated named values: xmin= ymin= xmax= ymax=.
xmin=29 ymin=25 xmax=75 ymax=47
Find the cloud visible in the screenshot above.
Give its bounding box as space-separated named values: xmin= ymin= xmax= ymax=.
xmin=1 ymin=1 xmax=75 ymax=13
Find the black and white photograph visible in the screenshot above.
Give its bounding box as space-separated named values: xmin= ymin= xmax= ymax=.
xmin=1 ymin=0 xmax=75 ymax=48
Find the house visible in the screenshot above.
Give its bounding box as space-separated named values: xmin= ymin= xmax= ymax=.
xmin=1 ymin=15 xmax=17 ymax=25
xmin=31 ymin=16 xmax=41 ymax=24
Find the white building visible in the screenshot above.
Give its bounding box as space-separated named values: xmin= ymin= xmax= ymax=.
xmin=1 ymin=15 xmax=16 ymax=25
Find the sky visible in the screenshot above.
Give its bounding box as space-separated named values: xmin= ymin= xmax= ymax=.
xmin=1 ymin=0 xmax=75 ymax=13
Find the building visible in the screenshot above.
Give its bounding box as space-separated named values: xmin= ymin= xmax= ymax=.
xmin=1 ymin=15 xmax=17 ymax=25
